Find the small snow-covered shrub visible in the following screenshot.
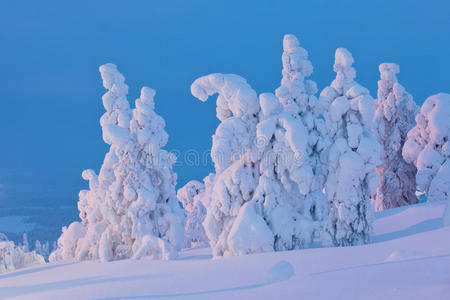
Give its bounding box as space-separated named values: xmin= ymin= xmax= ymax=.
xmin=177 ymin=180 xmax=208 ymax=248
xmin=0 ymin=235 xmax=44 ymax=274
xmin=319 ymin=48 xmax=380 ymax=247
xmin=51 ymin=64 xmax=184 ymax=262
xmin=403 ymin=93 xmax=450 ymax=202
xmin=373 ymin=63 xmax=418 ymax=211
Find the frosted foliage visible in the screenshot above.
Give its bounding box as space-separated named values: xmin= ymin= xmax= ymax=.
xmin=275 ymin=34 xmax=328 ymax=197
xmin=51 ymin=64 xmax=184 ymax=262
xmin=373 ymin=63 xmax=418 ymax=211
xmin=99 ymin=63 xmax=131 ymax=145
xmin=192 ymin=73 xmax=263 ymax=257
xmin=270 ymin=34 xmax=329 ymax=246
xmin=254 ymin=93 xmax=327 ymax=251
xmin=193 ymin=34 xmax=328 ymax=257
xmin=191 ymin=73 xmax=259 ymax=173
xmin=319 ymin=48 xmax=380 ymax=247
xmin=1 ymin=239 xmax=45 ymax=274
xmin=275 ymin=34 xmax=318 ymax=118
xmin=177 ymin=180 xmax=209 ymax=248
xmin=403 ymin=93 xmax=450 ymax=202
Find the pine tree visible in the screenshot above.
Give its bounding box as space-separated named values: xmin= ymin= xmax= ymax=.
xmin=403 ymin=93 xmax=450 ymax=202
xmin=22 ymin=233 xmax=29 ymax=252
xmin=50 ymin=64 xmax=184 ymax=262
xmin=191 ymin=73 xmax=266 ymax=257
xmin=373 ymin=63 xmax=418 ymax=211
xmin=319 ymin=48 xmax=380 ymax=246
xmin=254 ymin=92 xmax=327 ymax=250
xmin=191 ymin=35 xmax=330 ymax=257
xmin=177 ymin=180 xmax=208 ymax=248
xmin=274 ymin=33 xmax=330 ymax=232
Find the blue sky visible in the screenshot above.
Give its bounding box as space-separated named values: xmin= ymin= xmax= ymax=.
xmin=0 ymin=0 xmax=449 ymax=212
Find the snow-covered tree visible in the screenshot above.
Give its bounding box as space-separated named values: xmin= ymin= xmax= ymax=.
xmin=247 ymin=34 xmax=329 ymax=251
xmin=403 ymin=93 xmax=450 ymax=202
xmin=177 ymin=180 xmax=208 ymax=248
xmin=274 ymin=34 xmax=329 ymax=226
xmin=22 ymin=233 xmax=29 ymax=252
xmin=191 ymin=35 xmax=331 ymax=257
xmin=319 ymin=48 xmax=380 ymax=247
xmin=373 ymin=63 xmax=418 ymax=211
xmin=50 ymin=64 xmax=184 ymax=262
xmin=253 ymin=92 xmax=328 ymax=251
xmin=1 ymin=234 xmax=44 ymax=273
xmin=191 ymin=73 xmax=265 ymax=257
xmin=34 ymin=240 xmax=51 ymax=260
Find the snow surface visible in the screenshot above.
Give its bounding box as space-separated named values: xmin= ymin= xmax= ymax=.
xmin=1 ymin=200 xmax=449 ymax=300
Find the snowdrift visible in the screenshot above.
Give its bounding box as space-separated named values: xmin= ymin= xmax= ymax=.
xmin=1 ymin=200 xmax=449 ymax=300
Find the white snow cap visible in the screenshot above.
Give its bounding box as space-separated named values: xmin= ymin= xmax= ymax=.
xmin=191 ymin=73 xmax=260 ymax=173
xmin=331 ymin=48 xmax=357 ymax=93
xmin=275 ymin=34 xmax=317 ymax=117
xmin=259 ymin=93 xmax=281 ymax=117
xmin=335 ymin=48 xmax=354 ymax=69
xmin=191 ymin=73 xmax=259 ymax=122
xmin=403 ymin=93 xmax=450 ymax=202
xmin=98 ymin=63 xmax=131 ymax=145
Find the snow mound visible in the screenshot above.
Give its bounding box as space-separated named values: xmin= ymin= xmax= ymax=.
xmin=383 ymin=250 xmax=426 ymax=262
xmin=265 ymin=260 xmax=295 ymax=283
xmin=227 ymin=202 xmax=274 ymax=256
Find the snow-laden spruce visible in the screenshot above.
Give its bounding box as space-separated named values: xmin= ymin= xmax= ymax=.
xmin=274 ymin=34 xmax=329 ymax=221
xmin=253 ymin=92 xmax=328 ymax=251
xmin=248 ymin=34 xmax=329 ymax=251
xmin=319 ymin=48 xmax=380 ymax=247
xmin=403 ymin=93 xmax=450 ymax=202
xmin=373 ymin=63 xmax=418 ymax=211
xmin=191 ymin=35 xmax=332 ymax=257
xmin=50 ymin=64 xmax=184 ymax=262
xmin=191 ymin=73 xmax=265 ymax=257
xmin=1 ymin=234 xmax=44 ymax=274
xmin=177 ymin=180 xmax=209 ymax=248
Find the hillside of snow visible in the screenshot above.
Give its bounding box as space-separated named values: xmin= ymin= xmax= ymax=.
xmin=1 ymin=200 xmax=449 ymax=300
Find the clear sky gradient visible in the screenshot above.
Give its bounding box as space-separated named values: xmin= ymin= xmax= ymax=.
xmin=1 ymin=0 xmax=449 ymax=211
